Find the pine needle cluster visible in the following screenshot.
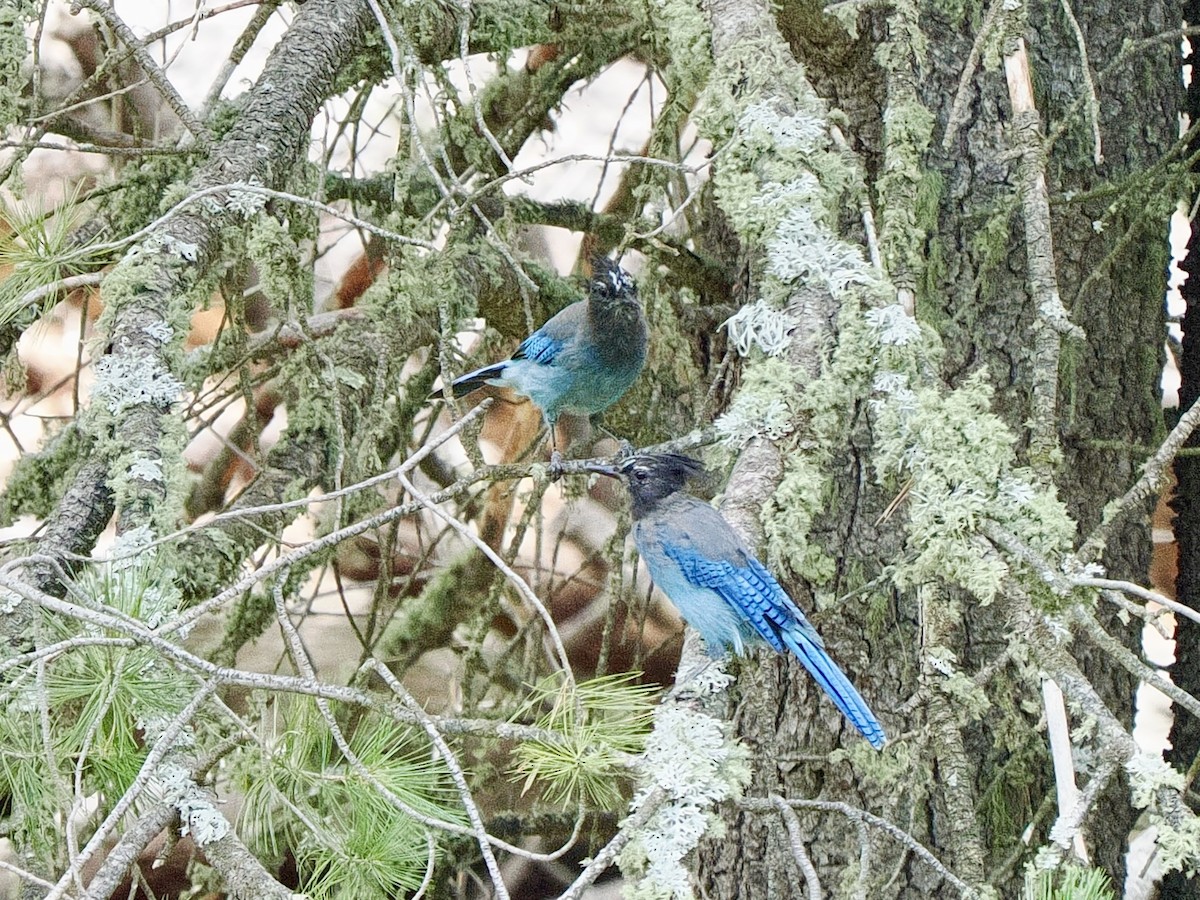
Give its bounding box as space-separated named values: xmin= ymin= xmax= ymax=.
xmin=512 ymin=673 xmax=657 ymax=809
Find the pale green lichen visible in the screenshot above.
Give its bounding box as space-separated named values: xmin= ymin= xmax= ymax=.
xmin=1125 ymin=752 xmax=1200 ymax=874
xmin=0 ymin=2 xmax=33 ymax=135
xmin=0 ymin=423 xmax=83 ymax=523
xmin=865 ymin=346 xmax=1075 ymax=606
xmin=618 ymin=704 xmax=751 ymax=900
xmin=714 ymin=356 xmax=802 ymax=448
xmin=246 ymin=211 xmax=314 ymax=315
xmin=651 ymin=0 xmax=712 ymax=98
xmin=763 ymin=454 xmax=836 ymax=586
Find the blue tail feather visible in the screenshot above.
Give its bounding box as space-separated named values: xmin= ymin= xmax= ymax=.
xmin=780 ymin=627 xmax=886 ymax=749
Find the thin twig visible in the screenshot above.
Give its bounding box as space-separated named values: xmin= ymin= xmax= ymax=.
xmin=556 ymin=787 xmax=669 ymax=900
xmin=45 ymin=684 xmax=217 ymax=900
xmin=158 ymin=399 xmax=494 ymax=633
xmin=16 ymin=272 xmax=104 ymax=311
xmin=942 ymin=0 xmax=1005 ymax=150
xmin=1076 ymin=396 xmax=1200 ymax=562
xmin=270 ymin=580 xmax=582 ymax=865
xmin=1 ymin=572 xmax=569 ymax=746
xmin=396 ymin=469 xmax=576 ymax=680
xmin=200 ymin=0 xmax=282 ymax=118
xmin=740 ymin=797 xmax=979 ymax=898
xmin=456 ymin=0 xmax=512 ymax=170
xmin=1058 ymin=0 xmax=1103 ymax=164
xmin=71 ymin=0 xmax=212 ymax=146
xmin=772 ymin=795 xmax=825 ymax=900
xmin=0 ymin=859 xmax=62 ymax=894
xmin=371 ymin=661 xmax=512 ymax=900
xmin=1069 ymin=605 xmax=1200 ymax=721
xmin=68 ymin=181 xmax=437 ymax=264
xmin=1075 ymin=575 xmax=1200 ymax=627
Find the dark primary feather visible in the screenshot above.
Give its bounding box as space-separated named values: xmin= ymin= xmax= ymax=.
xmin=445 ymin=361 xmax=507 ymax=399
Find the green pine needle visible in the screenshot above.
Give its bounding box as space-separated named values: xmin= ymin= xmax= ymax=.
xmin=0 ymin=185 xmax=105 ymax=330
xmin=0 ymin=557 xmax=193 ymax=859
xmin=511 ymin=672 xmax=657 ymax=809
xmin=1024 ymin=865 xmax=1116 ymax=900
xmin=235 ymin=699 xmax=464 ymax=899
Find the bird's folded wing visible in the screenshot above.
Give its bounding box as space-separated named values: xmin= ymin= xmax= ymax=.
xmin=663 ymin=539 xmax=794 ymax=654
xmin=512 ymin=329 xmax=563 ymax=365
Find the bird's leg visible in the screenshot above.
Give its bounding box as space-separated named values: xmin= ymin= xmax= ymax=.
xmin=547 ymin=421 xmax=566 ymax=480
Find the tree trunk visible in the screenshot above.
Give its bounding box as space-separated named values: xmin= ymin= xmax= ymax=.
xmin=696 ymin=1 xmax=1175 ymax=895
xmin=1163 ymin=3 xmax=1200 ymax=897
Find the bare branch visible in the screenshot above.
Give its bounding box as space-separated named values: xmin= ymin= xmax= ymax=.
xmin=772 ymin=795 xmax=825 ymax=900
xmin=556 ymin=787 xmax=669 ymax=900
xmin=740 ymin=797 xmax=979 ymax=898
xmin=70 ymin=0 xmax=212 ymax=146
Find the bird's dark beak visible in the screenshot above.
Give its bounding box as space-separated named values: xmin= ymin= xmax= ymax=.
xmin=581 ymin=462 xmax=620 ymax=478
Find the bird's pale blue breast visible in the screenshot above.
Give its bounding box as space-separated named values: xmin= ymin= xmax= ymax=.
xmin=632 ymin=498 xmax=758 ymax=655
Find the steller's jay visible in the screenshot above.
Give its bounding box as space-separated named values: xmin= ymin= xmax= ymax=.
xmin=586 ymin=452 xmax=886 ymax=749
xmin=432 ymin=258 xmax=647 ymax=459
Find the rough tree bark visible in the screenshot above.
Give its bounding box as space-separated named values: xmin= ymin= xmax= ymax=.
xmin=1163 ymin=2 xmax=1200 ymax=897
xmin=694 ymin=0 xmax=1175 ymax=896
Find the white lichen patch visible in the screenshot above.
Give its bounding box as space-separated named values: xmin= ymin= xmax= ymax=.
xmin=767 ymin=207 xmax=873 ymax=297
xmin=227 ymin=178 xmax=268 ymax=218
xmin=92 ymin=352 xmax=183 ymax=414
xmin=715 ymin=355 xmax=798 ymax=449
xmin=739 ymin=101 xmax=827 ymax=155
xmin=128 ymin=455 xmax=164 ymax=484
xmin=864 ymin=304 xmax=922 ymax=346
xmin=723 ymin=299 xmax=796 ymax=356
xmin=618 ymin=704 xmax=751 ymax=899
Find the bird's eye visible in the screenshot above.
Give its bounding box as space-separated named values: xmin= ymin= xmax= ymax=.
xmin=633 ymin=469 xmax=648 ymax=482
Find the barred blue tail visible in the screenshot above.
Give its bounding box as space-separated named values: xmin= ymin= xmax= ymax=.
xmin=780 ymin=627 xmax=886 ymax=749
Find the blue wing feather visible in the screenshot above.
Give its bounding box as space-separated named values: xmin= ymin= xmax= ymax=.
xmin=660 ymin=533 xmax=886 ymax=749
xmin=513 ymin=329 xmax=564 ymax=365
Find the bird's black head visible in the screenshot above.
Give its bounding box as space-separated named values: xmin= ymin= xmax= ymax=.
xmin=587 ymin=453 xmax=705 ymax=517
xmin=588 ymin=257 xmax=639 ymax=309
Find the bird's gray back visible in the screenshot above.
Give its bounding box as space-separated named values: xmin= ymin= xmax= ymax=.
xmin=537 ymin=301 xmax=588 ymax=342
xmin=634 ymin=494 xmax=747 ymax=564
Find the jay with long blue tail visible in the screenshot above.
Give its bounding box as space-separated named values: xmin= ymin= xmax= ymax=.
xmin=432 ymin=258 xmax=647 ymax=461
xmin=587 ymin=453 xmax=886 ymax=749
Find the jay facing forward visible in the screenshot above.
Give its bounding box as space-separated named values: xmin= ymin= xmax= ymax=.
xmin=432 ymin=258 xmax=648 ymax=461
xmin=587 ymin=453 xmax=886 ymax=749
